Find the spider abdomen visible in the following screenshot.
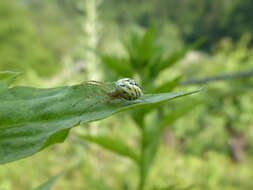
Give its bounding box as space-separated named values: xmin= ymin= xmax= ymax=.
xmin=115 ymin=78 xmax=142 ymax=100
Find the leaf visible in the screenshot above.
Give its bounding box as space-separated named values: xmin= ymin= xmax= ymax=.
xmin=78 ymin=135 xmax=139 ymax=163
xmin=84 ymin=174 xmax=114 ymax=190
xmin=0 ymin=71 xmax=201 ymax=164
xmin=0 ymin=71 xmax=21 ymax=88
xmin=151 ymin=48 xmax=187 ymax=77
xmin=100 ymin=55 xmax=134 ymax=77
xmin=123 ymin=31 xmax=140 ymax=63
xmin=137 ymin=99 xmax=202 ymax=186
xmin=140 ymin=100 xmax=202 ymax=174
xmin=151 ymin=38 xmax=205 ymax=76
xmin=153 ymin=76 xmax=182 ymax=93
xmin=124 ymin=26 xmax=161 ymax=70
xmin=153 ymin=185 xmax=196 ymax=190
xmin=33 ymin=171 xmax=63 ymax=190
xmin=137 ymin=26 xmax=157 ymax=65
xmin=159 ymin=99 xmax=202 ymax=130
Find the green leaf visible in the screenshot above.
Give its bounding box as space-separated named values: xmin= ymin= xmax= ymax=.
xmin=159 ymin=99 xmax=202 ymax=130
xmin=124 ymin=26 xmax=161 ymax=70
xmin=137 ymin=26 xmax=157 ymax=65
xmin=123 ymin=31 xmax=139 ymax=62
xmin=138 ymin=100 xmax=202 ymax=177
xmin=33 ymin=171 xmax=63 ymax=190
xmin=0 ymin=71 xmax=201 ymax=164
xmin=153 ymin=185 xmax=195 ymax=190
xmin=83 ymin=174 xmax=114 ymax=190
xmin=78 ymin=135 xmax=139 ymax=162
xmin=138 ymin=99 xmax=202 ymax=187
xmin=0 ymin=71 xmax=21 ymax=88
xmin=152 ymin=38 xmax=205 ymax=76
xmin=100 ymin=55 xmax=134 ymax=77
xmin=153 ymin=76 xmax=182 ymax=93
xmin=151 ymin=48 xmax=187 ymax=77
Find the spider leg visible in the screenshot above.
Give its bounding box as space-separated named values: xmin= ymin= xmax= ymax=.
xmin=73 ymin=81 xmax=112 ymax=107
xmin=84 ymin=80 xmax=111 ymax=91
xmin=79 ymin=96 xmax=111 ymax=115
xmin=85 ymin=80 xmax=106 ymax=85
xmin=72 ymin=92 xmax=108 ymax=107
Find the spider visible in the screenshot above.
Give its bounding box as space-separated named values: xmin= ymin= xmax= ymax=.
xmin=74 ymin=78 xmax=143 ymax=111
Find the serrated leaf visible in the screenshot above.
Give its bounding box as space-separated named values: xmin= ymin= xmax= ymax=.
xmin=33 ymin=171 xmax=63 ymax=190
xmin=0 ymin=71 xmax=201 ymax=164
xmin=78 ymin=135 xmax=139 ymax=163
xmin=152 ymin=38 xmax=205 ymax=76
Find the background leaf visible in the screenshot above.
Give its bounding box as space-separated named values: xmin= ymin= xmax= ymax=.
xmin=159 ymin=98 xmax=202 ymax=130
xmin=153 ymin=185 xmax=195 ymax=190
xmin=83 ymin=174 xmax=114 ymax=190
xmin=0 ymin=71 xmax=21 ymax=88
xmin=33 ymin=171 xmax=63 ymax=190
xmin=78 ymin=135 xmax=139 ymax=163
xmin=100 ymin=55 xmax=134 ymax=77
xmin=153 ymin=76 xmax=182 ymax=93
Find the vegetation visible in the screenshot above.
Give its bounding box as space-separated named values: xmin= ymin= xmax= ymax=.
xmin=0 ymin=0 xmax=58 ymax=79
xmin=0 ymin=0 xmax=253 ymax=190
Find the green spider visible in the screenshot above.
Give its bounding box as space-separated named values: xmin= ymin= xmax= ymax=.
xmin=75 ymin=78 xmax=143 ymax=110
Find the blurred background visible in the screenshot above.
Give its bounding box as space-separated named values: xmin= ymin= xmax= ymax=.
xmin=0 ymin=0 xmax=253 ymax=189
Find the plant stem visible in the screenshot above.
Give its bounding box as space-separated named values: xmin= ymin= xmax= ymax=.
xmin=180 ymin=69 xmax=253 ymax=85
xmin=137 ymin=110 xmax=163 ymax=190
xmin=138 ymin=127 xmax=147 ymax=190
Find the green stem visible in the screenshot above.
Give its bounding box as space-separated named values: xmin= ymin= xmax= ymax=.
xmin=138 ymin=127 xmax=147 ymax=190
xmin=137 ymin=109 xmax=164 ymax=190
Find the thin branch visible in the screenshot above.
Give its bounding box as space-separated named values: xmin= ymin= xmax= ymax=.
xmin=180 ymin=70 xmax=253 ymax=85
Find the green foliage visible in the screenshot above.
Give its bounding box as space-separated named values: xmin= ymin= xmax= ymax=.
xmin=174 ymin=35 xmax=253 ymax=159
xmin=33 ymin=172 xmax=63 ymax=190
xmin=0 ymin=0 xmax=58 ymax=78
xmin=153 ymin=185 xmax=195 ymax=190
xmin=221 ymin=0 xmax=253 ymax=41
xmin=1 ymin=0 xmax=253 ymax=189
xmin=0 ymin=71 xmax=199 ymax=164
xmin=80 ymin=27 xmax=201 ymax=190
xmin=82 ymin=174 xmax=114 ymax=190
xmin=101 ymin=0 xmax=253 ymax=49
xmin=78 ymin=135 xmax=139 ymax=163
xmin=26 ymin=0 xmax=80 ymax=57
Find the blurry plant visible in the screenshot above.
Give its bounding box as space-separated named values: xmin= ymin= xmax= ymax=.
xmin=27 ymin=0 xmax=81 ymax=55
xmin=32 ymin=172 xmax=63 ymax=190
xmin=77 ymin=27 xmax=202 ymax=190
xmin=101 ymin=0 xmax=253 ymax=50
xmin=47 ymin=0 xmax=104 ymax=85
xmin=73 ymin=0 xmax=103 ymax=80
xmin=0 ymin=0 xmax=59 ymax=79
xmin=176 ymin=35 xmax=253 ymax=162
